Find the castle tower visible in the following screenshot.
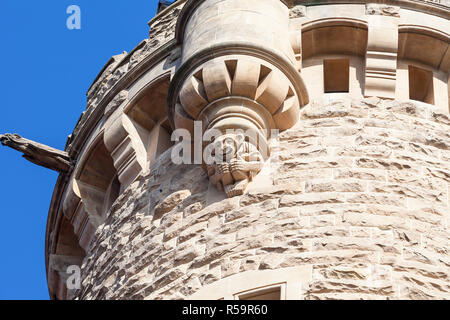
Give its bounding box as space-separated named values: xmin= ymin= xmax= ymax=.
xmin=2 ymin=0 xmax=449 ymax=300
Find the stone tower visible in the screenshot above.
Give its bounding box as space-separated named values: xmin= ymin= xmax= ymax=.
xmin=1 ymin=0 xmax=449 ymax=300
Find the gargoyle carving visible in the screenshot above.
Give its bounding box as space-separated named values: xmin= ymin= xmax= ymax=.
xmin=0 ymin=133 xmax=73 ymax=173
xmin=206 ymin=133 xmax=264 ymax=198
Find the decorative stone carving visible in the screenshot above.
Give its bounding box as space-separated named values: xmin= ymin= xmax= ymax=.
xmin=104 ymin=90 xmax=128 ymax=118
xmin=289 ymin=5 xmax=306 ymax=19
xmin=168 ymin=0 xmax=309 ymax=198
xmin=172 ymin=56 xmax=302 ymax=197
xmin=176 ymin=57 xmax=300 ymax=131
xmin=147 ymin=6 xmax=181 ymax=53
xmin=366 ymin=4 xmax=400 ymax=17
xmin=205 ymin=133 xmax=264 ymax=198
xmin=0 ymin=133 xmax=72 ymax=173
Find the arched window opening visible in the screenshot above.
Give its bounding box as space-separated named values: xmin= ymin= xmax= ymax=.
xmin=189 ymin=267 xmax=311 ymax=300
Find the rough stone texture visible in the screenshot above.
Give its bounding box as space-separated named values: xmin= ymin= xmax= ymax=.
xmin=37 ymin=0 xmax=449 ymax=300
xmin=75 ymin=98 xmax=450 ymax=300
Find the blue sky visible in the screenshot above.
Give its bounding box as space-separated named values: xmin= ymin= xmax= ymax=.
xmin=0 ymin=0 xmax=160 ymax=300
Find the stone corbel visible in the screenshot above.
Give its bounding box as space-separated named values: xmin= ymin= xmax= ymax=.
xmin=364 ymin=4 xmax=401 ymax=99
xmin=104 ymin=113 xmax=148 ymax=190
xmin=289 ymin=5 xmax=306 ymax=19
xmin=171 ymin=56 xmax=305 ymax=197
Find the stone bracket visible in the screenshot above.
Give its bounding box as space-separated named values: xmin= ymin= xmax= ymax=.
xmin=104 ymin=113 xmax=148 ymax=190
xmin=365 ymin=4 xmax=400 ymax=99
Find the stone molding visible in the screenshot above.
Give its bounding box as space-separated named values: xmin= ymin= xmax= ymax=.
xmin=189 ymin=266 xmax=312 ymax=300
xmin=293 ymin=1 xmax=449 ymax=18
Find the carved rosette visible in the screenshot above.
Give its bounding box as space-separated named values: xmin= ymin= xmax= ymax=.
xmin=170 ymin=55 xmax=303 ymax=197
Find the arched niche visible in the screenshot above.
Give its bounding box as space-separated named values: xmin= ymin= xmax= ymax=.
xmin=397 ymin=26 xmax=449 ymax=111
xmin=47 ymin=215 xmax=85 ymax=300
xmin=398 ymin=26 xmax=449 ymax=72
xmin=301 ymin=19 xmax=368 ymax=101
xmin=302 ymin=19 xmax=368 ymax=60
xmin=75 ymin=133 xmax=119 ymax=227
xmin=124 ymin=74 xmax=174 ymax=166
xmin=53 ymin=133 xmax=121 ymax=300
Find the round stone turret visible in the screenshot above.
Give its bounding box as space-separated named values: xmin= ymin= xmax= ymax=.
xmin=24 ymin=0 xmax=450 ymax=299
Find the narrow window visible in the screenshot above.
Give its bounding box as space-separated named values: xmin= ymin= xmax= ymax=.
xmin=408 ymin=65 xmax=434 ymax=105
xmin=324 ymin=58 xmax=350 ymax=93
xmin=237 ymin=286 xmax=281 ymax=300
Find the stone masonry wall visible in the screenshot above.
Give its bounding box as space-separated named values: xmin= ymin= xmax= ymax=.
xmin=76 ymin=98 xmax=450 ymax=300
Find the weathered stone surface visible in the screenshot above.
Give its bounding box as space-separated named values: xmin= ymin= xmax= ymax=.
xmin=154 ymin=190 xmax=191 ymax=219
xmin=0 ymin=134 xmax=72 ymax=173
xmin=23 ymin=0 xmax=448 ymax=300
xmin=73 ymin=97 xmax=449 ymax=300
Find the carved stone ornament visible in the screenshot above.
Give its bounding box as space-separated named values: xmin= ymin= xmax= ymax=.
xmin=205 ymin=133 xmax=264 ymax=198
xmin=0 ymin=133 xmax=73 ymax=173
xmin=366 ymin=4 xmax=400 ymax=17
xmin=289 ymin=5 xmax=306 ymax=19
xmin=171 ymin=55 xmax=303 ymax=197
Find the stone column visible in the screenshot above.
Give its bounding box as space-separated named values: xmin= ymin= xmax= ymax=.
xmin=364 ymin=3 xmax=400 ymax=99
xmin=167 ymin=0 xmax=309 ymax=197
